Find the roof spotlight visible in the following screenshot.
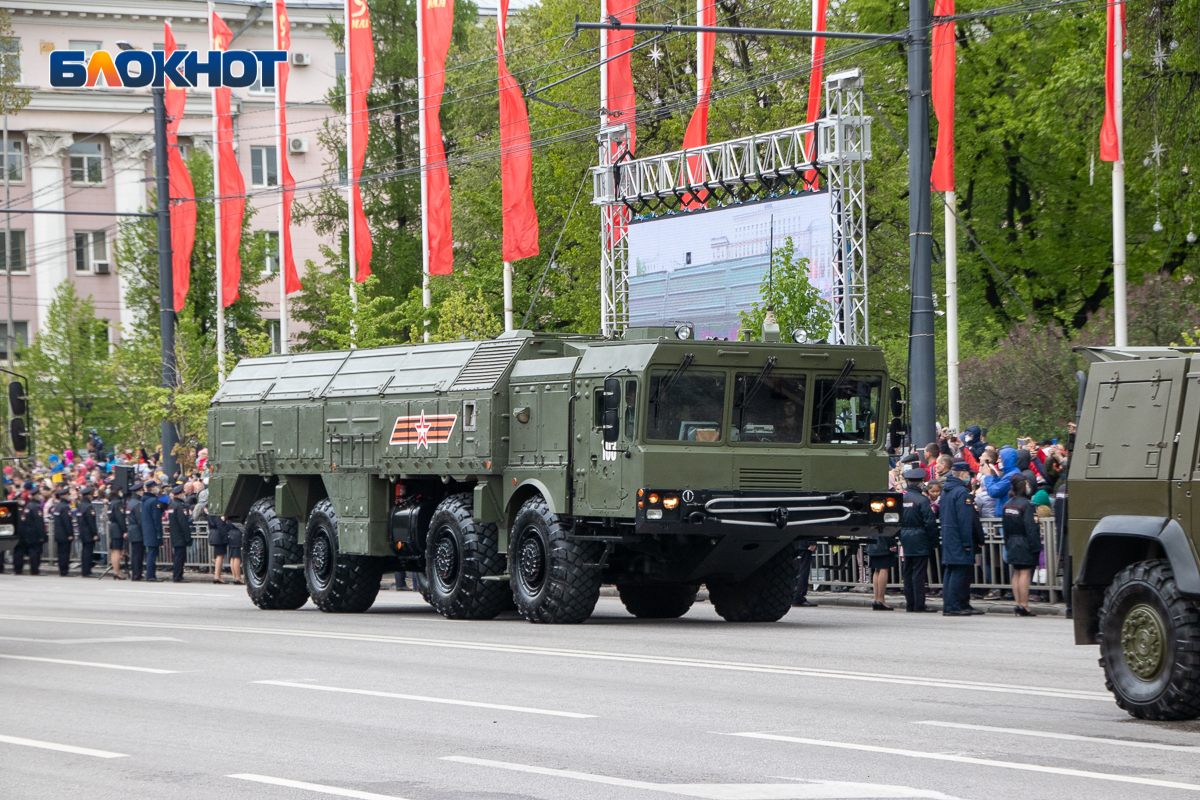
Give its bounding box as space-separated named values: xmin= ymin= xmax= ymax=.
xmin=674 ymin=324 xmax=693 ymax=341
xmin=791 ymin=328 xmax=808 ymax=344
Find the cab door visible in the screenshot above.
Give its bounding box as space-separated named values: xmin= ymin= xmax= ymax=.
xmin=585 ymin=379 xmax=622 ymax=510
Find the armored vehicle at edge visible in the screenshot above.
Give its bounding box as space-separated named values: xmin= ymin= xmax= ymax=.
xmin=1070 ymin=347 xmax=1200 ymax=719
xmin=208 ymin=326 xmax=902 ymax=624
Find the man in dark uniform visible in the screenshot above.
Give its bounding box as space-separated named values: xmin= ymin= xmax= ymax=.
xmin=76 ymin=485 xmax=98 ymax=577
xmin=940 ymin=462 xmax=983 ymax=616
xmin=107 ymin=485 xmax=127 ymax=579
xmin=52 ymin=488 xmax=73 ymax=576
xmin=167 ymin=484 xmax=192 ymax=583
xmin=899 ymin=467 xmax=939 ymax=612
xmin=14 ymin=486 xmax=46 ymax=575
xmin=141 ymin=481 xmax=163 ymax=581
xmin=126 ymin=481 xmax=145 ymax=581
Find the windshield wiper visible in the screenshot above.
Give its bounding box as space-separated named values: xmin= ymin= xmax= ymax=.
xmin=817 ymin=358 xmax=857 ymax=413
xmin=650 ymin=353 xmax=694 ymax=406
xmin=735 ymin=357 xmax=777 ymax=426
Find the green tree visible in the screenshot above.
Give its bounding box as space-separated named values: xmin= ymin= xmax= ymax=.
xmin=739 ymin=237 xmax=833 ymax=341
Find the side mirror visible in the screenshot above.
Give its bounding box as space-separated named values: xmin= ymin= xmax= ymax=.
xmin=9 ymin=417 xmax=26 ymax=452
xmin=890 ymin=385 xmax=904 ymax=418
xmin=8 ymin=380 xmax=25 ymax=418
xmin=603 ymin=377 xmax=621 ymax=442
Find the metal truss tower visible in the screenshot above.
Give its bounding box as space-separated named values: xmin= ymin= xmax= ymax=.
xmin=597 ymin=124 xmax=630 ymax=337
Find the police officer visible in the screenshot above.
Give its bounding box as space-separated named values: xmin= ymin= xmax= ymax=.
xmin=52 ymin=488 xmax=73 ymax=576
xmin=126 ymin=481 xmax=145 ymax=581
xmin=76 ymin=485 xmax=98 ymax=577
xmin=167 ymin=484 xmax=192 ymax=583
xmin=899 ymin=467 xmax=939 ymax=612
xmin=940 ymin=461 xmax=982 ymax=616
xmin=141 ymin=480 xmax=163 ymax=581
xmin=14 ymin=487 xmax=46 ymax=575
xmin=107 ymin=485 xmax=127 ymax=579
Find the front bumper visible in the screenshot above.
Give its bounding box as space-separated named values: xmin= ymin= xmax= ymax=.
xmin=634 ymin=488 xmax=902 ymax=537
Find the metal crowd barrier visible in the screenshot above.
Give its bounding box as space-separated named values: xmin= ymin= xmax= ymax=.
xmin=810 ymin=518 xmax=1063 ymax=603
xmin=36 ymin=508 xmax=223 ymax=573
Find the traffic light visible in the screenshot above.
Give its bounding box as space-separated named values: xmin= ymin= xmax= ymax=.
xmin=8 ymin=381 xmax=24 ymax=417
xmin=9 ymin=416 xmax=26 ymax=452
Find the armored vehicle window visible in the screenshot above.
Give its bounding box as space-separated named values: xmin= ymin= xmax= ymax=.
xmin=624 ymin=379 xmax=637 ymax=439
xmin=647 ymin=369 xmax=726 ymax=442
xmin=811 ymin=375 xmax=882 ymax=445
xmin=593 ymin=388 xmax=604 ymax=428
xmin=463 ymin=401 xmax=477 ymax=431
xmin=732 ymin=372 xmax=806 ymax=444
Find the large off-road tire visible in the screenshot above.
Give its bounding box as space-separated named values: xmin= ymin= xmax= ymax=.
xmin=617 ymin=582 xmax=700 ymax=619
xmin=510 ymin=496 xmax=603 ymax=624
xmin=425 ymin=493 xmax=508 ymax=620
xmin=304 ymin=499 xmax=382 ymax=613
xmin=244 ymin=497 xmax=308 ymax=610
xmin=707 ymin=540 xmax=801 ymax=622
xmin=1098 ymin=559 xmax=1200 ymax=720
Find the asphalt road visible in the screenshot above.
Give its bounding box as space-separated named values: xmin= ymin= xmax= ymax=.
xmin=1 ymin=574 xmax=1198 ymax=800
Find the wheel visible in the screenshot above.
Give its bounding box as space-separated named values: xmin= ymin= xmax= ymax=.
xmin=304 ymin=499 xmax=382 ymax=613
xmin=617 ymin=582 xmax=699 ymax=619
xmin=424 ymin=493 xmax=508 ymax=620
xmin=243 ymin=497 xmax=308 ymax=610
xmin=510 ymin=496 xmax=603 ymax=624
xmin=707 ymin=540 xmax=801 ymax=622
xmin=1098 ymin=559 xmax=1200 ymax=720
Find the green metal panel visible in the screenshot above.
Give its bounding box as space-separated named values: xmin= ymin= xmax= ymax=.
xmin=298 ymin=405 xmax=324 ymax=460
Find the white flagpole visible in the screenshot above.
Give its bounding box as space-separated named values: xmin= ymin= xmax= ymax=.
xmin=1112 ymin=5 xmax=1127 ymax=348
xmin=945 ymin=189 xmax=959 ymax=431
xmin=274 ymin=0 xmax=288 ymax=354
xmin=598 ymin=0 xmax=610 ymax=337
xmin=344 ymin=0 xmax=358 ymax=348
xmin=208 ymin=7 xmax=226 ymax=383
xmin=696 ymin=0 xmax=703 ymax=100
xmin=417 ymin=0 xmax=431 ymax=342
xmin=500 ymin=7 xmax=513 ymax=333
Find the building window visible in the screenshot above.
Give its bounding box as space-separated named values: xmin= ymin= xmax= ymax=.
xmin=74 ymin=230 xmax=108 ymax=273
xmin=249 ymin=71 xmax=276 ymax=95
xmin=1 ymin=139 xmax=22 ymax=183
xmin=266 ymin=319 xmax=281 ymax=354
xmin=250 ymin=145 xmax=277 ymax=187
xmin=0 ymin=229 xmax=25 ymax=273
xmin=0 ymin=320 xmax=27 ymax=360
xmin=69 ymin=141 xmax=104 ymax=184
xmin=0 ymin=37 xmax=20 ymax=83
xmin=260 ymin=231 xmax=280 ymax=274
xmin=152 ymin=43 xmax=187 ymax=52
xmin=335 ymin=52 xmax=345 ymax=80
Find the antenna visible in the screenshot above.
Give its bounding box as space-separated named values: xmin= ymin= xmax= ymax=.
xmin=768 ymin=214 xmax=775 ymax=304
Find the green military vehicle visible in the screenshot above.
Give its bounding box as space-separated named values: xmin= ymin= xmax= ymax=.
xmin=1070 ymin=347 xmax=1200 ymax=719
xmin=208 ymin=326 xmax=902 ymax=624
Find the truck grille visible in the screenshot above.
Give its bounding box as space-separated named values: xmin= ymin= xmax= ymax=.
xmin=450 ymin=339 xmax=525 ymax=391
xmin=738 ymin=468 xmax=804 ymax=490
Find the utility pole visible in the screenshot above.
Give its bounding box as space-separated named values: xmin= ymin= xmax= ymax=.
xmin=153 ymin=88 xmax=179 ymax=482
xmin=4 ymin=99 xmax=12 ymax=374
xmin=906 ymin=0 xmax=936 ymax=447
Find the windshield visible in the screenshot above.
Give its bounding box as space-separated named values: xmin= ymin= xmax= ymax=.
xmin=811 ymin=374 xmax=882 ymax=445
xmin=647 ymin=369 xmax=726 ymax=442
xmin=732 ymin=372 xmax=807 ymax=444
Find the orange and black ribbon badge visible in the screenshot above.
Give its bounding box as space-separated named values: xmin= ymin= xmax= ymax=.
xmin=390 ymin=410 xmax=457 ymax=449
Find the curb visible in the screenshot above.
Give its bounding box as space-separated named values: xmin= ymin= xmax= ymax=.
xmin=802 ymin=590 xmax=1067 ymax=616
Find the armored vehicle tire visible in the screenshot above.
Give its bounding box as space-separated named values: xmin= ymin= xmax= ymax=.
xmin=425 ymin=493 xmax=509 ymax=620
xmin=617 ymin=582 xmax=700 ymax=619
xmin=510 ymin=496 xmax=603 ymax=624
xmin=1098 ymin=559 xmax=1200 ymax=720
xmin=244 ymin=497 xmax=308 ymax=610
xmin=707 ymin=540 xmax=801 ymax=623
xmin=304 ymin=499 xmax=383 ymax=613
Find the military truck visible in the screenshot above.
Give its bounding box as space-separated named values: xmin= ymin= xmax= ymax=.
xmin=208 ymin=326 xmax=902 ymax=624
xmin=1070 ymin=347 xmax=1200 ymax=719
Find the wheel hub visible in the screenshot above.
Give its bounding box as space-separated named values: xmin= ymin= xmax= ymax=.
xmin=434 ymin=532 xmax=459 ymax=588
xmin=519 ymin=530 xmax=546 ymax=590
xmin=311 ymin=533 xmax=332 ymax=586
xmin=247 ymin=534 xmax=267 ymax=581
xmin=1122 ymin=603 xmax=1167 ymax=681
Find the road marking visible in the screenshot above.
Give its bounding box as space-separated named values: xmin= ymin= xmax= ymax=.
xmin=228 ymin=773 xmax=411 ymax=800
xmin=0 ymin=614 xmax=1108 ymax=703
xmin=442 ymin=756 xmax=961 ymax=799
xmin=255 ymin=680 xmax=596 ymax=718
xmin=914 ymin=721 xmax=1200 ymax=753
xmin=0 ymin=654 xmax=177 ymax=674
xmin=725 ymin=732 xmax=1200 ymax=793
xmin=0 ymin=733 xmax=127 ymax=759
xmin=107 ymin=590 xmax=243 ymax=598
xmin=0 ymin=636 xmax=182 ymax=644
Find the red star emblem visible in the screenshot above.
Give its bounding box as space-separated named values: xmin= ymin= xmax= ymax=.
xmin=414 ymin=410 xmax=432 ymax=449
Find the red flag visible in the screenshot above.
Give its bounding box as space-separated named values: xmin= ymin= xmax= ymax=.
xmin=347 ymin=0 xmax=374 ymax=282
xmin=164 ymin=23 xmax=195 ymax=313
xmin=803 ymin=0 xmax=828 ymax=189
xmin=211 ymin=10 xmax=243 ymax=308
xmin=275 ymin=0 xmax=301 ymax=293
xmin=1099 ymin=0 xmax=1126 ymax=162
xmin=421 ymin=0 xmax=454 ymax=275
xmin=930 ymin=0 xmax=955 ymax=191
xmin=605 ymin=0 xmax=637 ymax=156
xmin=497 ymin=0 xmax=538 ymax=261
xmin=680 ymin=0 xmax=715 ymax=209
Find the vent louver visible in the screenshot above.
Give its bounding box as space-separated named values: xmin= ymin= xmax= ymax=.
xmin=738 ymin=468 xmax=804 ymax=490
xmin=449 ymin=339 xmax=526 ymax=391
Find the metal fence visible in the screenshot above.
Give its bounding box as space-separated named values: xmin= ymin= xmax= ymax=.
xmin=36 ymin=509 xmax=225 ymax=574
xmin=811 ymin=517 xmax=1063 ymax=603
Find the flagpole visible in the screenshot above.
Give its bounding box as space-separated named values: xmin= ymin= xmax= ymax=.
xmin=696 ymin=0 xmax=703 ymax=99
xmin=945 ymin=189 xmax=959 ymax=431
xmin=344 ymin=0 xmax=358 ymax=348
xmin=274 ymin=0 xmax=289 ymax=354
xmin=209 ymin=6 xmax=226 ymax=383
xmin=597 ymin=0 xmax=610 ymax=337
xmin=1112 ymin=3 xmax=1126 ymax=348
xmin=499 ymin=7 xmax=513 ymax=333
xmin=417 ymin=0 xmax=431 ymax=342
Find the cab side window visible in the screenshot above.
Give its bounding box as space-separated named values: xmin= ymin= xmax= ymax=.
xmin=624 ymin=379 xmax=637 ymax=439
xmin=593 ymin=388 xmax=604 ymax=428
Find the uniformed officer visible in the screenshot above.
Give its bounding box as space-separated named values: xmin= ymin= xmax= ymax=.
xmin=126 ymin=481 xmax=145 ymax=581
xmin=940 ymin=461 xmax=982 ymax=616
xmin=52 ymin=488 xmax=73 ymax=576
xmin=76 ymin=485 xmax=98 ymax=577
xmin=14 ymin=487 xmax=46 ymax=575
xmin=141 ymin=480 xmax=163 ymax=581
xmin=899 ymin=467 xmax=939 ymax=612
xmin=107 ymin=486 xmax=127 ymax=579
xmin=167 ymin=484 xmax=192 ymax=583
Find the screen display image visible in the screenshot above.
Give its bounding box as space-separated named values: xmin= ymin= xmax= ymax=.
xmin=626 ymin=192 xmax=833 ymax=341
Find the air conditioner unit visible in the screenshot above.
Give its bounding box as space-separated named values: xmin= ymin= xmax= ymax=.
xmin=289 ymin=137 xmax=308 ymax=154
xmin=291 ymin=52 xmax=311 ymax=66
xmin=94 ymin=261 xmax=110 ymax=275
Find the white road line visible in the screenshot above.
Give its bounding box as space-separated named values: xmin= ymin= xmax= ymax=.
xmin=0 ymin=653 xmax=178 ymax=674
xmin=914 ymin=720 xmax=1200 ymax=753
xmin=0 ymin=636 xmax=182 ymax=644
xmin=442 ymin=756 xmax=961 ymax=799
xmin=228 ymin=773 xmax=411 ymax=800
xmin=726 ymin=732 xmax=1200 ymax=793
xmin=0 ymin=614 xmax=1109 ymax=703
xmin=107 ymin=590 xmax=243 ymax=598
xmin=255 ymin=680 xmax=596 ymax=718
xmin=0 ymin=733 xmax=127 ymax=759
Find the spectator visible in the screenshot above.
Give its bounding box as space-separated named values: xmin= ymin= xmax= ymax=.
xmin=923 ymin=442 xmax=940 ymax=470
xmin=792 ymin=539 xmax=819 ymax=607
xmin=926 ymin=481 xmax=943 ymax=511
xmin=934 ymin=454 xmax=954 ymax=484
xmin=227 ymin=521 xmax=243 ymax=585
xmin=107 ymin=485 xmax=127 ymax=580
xmin=940 ymin=462 xmax=981 ymax=616
xmin=899 ymin=467 xmax=939 ymax=612
xmin=1001 ymin=476 xmax=1043 ymax=616
xmin=963 ymin=425 xmax=987 ymax=460
xmin=866 ymin=522 xmax=897 ymax=610
xmin=1031 ymin=488 xmax=1054 ymax=517
xmin=126 ymin=482 xmax=145 ymax=581
xmin=984 ymin=447 xmax=1020 ymax=506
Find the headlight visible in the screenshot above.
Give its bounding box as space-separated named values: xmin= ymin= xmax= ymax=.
xmin=870 ymin=500 xmax=885 ymax=513
xmin=647 ymin=509 xmax=663 ymax=520
xmin=885 ymin=497 xmax=897 ymax=508
xmin=0 ymin=524 xmax=14 ymax=536
xmin=674 ymin=324 xmax=693 ymax=340
xmin=884 ymin=513 xmax=900 ymax=524
xmin=648 ymin=493 xmax=660 ymax=505
xmin=0 ymin=506 xmax=11 ymax=518
xmin=662 ymin=496 xmax=679 ymax=510
xmin=791 ymin=328 xmax=808 ymax=344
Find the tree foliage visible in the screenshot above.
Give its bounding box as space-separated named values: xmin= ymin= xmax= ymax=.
xmin=739 ymin=237 xmax=833 ymax=341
